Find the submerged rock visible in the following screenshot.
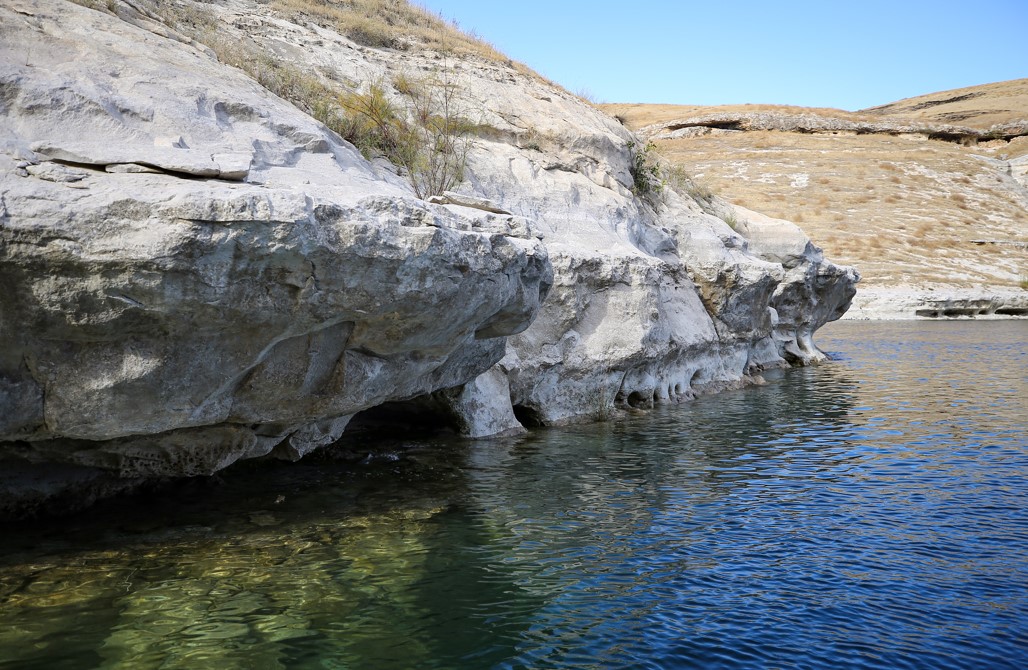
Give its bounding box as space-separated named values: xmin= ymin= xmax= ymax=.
xmin=0 ymin=0 xmax=857 ymax=517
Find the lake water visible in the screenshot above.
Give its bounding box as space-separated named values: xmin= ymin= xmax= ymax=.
xmin=1 ymin=321 xmax=1026 ymax=669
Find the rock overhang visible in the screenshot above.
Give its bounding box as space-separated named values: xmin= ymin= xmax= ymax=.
xmin=0 ymin=0 xmax=859 ymax=517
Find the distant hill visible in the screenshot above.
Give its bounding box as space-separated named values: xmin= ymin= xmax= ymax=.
xmin=603 ymin=79 xmax=1028 ymax=296
xmin=861 ymin=78 xmax=1028 ymax=129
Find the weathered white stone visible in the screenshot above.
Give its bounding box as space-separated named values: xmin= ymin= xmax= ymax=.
xmin=0 ymin=0 xmax=550 ymax=480
xmin=433 ymin=368 xmax=526 ymax=438
xmin=427 ymin=191 xmax=511 ymax=214
xmin=0 ymin=0 xmax=858 ymax=515
xmin=639 ymin=110 xmax=986 ymax=143
xmin=154 ymin=135 xmax=186 ymax=149
xmin=733 ymin=206 xmax=821 ymax=269
xmin=843 ymin=287 xmax=1028 ymax=320
xmin=24 ymin=161 xmax=89 ymax=183
xmin=1010 ymin=155 xmax=1028 ymax=190
xmin=105 ymin=163 xmax=164 ymax=174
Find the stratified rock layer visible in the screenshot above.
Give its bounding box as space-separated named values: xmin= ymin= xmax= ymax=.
xmin=0 ymin=0 xmax=549 ymax=486
xmin=0 ymin=0 xmax=857 ymax=516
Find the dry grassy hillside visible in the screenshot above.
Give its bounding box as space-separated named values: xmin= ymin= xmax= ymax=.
xmin=862 ymin=78 xmax=1028 ymax=129
xmin=604 ymin=80 xmax=1028 ymax=291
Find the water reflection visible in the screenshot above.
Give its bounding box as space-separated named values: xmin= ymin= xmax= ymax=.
xmin=1 ymin=321 xmax=1026 ymax=669
xmin=0 ymin=447 xmax=550 ymax=669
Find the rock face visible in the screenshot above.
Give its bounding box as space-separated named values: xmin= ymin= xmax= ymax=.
xmin=1011 ymin=155 xmax=1028 ymax=190
xmin=0 ymin=0 xmax=857 ymax=516
xmin=0 ymin=0 xmax=549 ymax=496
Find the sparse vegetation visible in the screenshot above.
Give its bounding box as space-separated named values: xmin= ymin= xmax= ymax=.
xmin=640 ymin=112 xmax=1028 ymax=288
xmin=271 ymin=0 xmax=503 ymax=60
xmin=575 ymin=88 xmax=599 ymax=105
xmin=515 ymin=126 xmax=555 ymax=153
xmin=67 ymin=0 xmax=118 ymax=11
xmin=684 ymin=177 xmax=717 ymax=202
xmin=628 ymin=141 xmax=662 ymax=200
xmin=102 ymin=0 xmax=475 ymax=198
xmin=267 ymin=0 xmax=554 ymax=84
xmin=659 ymin=163 xmax=719 ymax=208
xmin=322 ymin=72 xmax=474 ymax=197
xmin=373 ymin=73 xmax=473 ymax=197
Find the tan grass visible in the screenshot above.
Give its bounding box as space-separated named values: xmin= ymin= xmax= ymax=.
xmin=271 ymin=0 xmax=510 ymax=64
xmin=652 ymin=126 xmax=1028 ymax=288
xmin=860 ymin=78 xmax=1028 ymax=128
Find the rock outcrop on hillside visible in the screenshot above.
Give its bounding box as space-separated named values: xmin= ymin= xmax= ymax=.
xmin=607 ymin=87 xmax=1028 ymax=312
xmin=0 ymin=0 xmax=857 ymax=516
xmin=641 ymin=111 xmax=1028 ymax=144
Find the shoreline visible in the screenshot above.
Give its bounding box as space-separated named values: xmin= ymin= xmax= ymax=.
xmin=840 ymin=286 xmax=1028 ymax=320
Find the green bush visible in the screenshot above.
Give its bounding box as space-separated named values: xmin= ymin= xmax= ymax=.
xmin=628 ymin=141 xmax=662 ymax=199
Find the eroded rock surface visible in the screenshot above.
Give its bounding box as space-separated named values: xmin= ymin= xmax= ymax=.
xmin=0 ymin=0 xmax=857 ymax=516
xmin=844 ymin=288 xmax=1028 ymax=320
xmin=641 ymin=111 xmax=1028 ymax=144
xmin=0 ymin=0 xmax=550 ymax=511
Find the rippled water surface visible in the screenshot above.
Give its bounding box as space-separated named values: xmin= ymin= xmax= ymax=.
xmin=2 ymin=321 xmax=1026 ymax=669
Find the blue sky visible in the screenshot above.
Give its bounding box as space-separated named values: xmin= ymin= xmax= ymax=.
xmin=418 ymin=0 xmax=1028 ymax=110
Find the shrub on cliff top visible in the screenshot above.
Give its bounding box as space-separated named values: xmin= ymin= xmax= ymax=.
xmin=335 ymin=73 xmax=473 ymax=198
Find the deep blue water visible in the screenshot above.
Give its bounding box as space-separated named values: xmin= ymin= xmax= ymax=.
xmin=1 ymin=320 xmax=1026 ymax=669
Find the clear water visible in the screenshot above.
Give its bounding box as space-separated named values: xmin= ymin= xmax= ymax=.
xmin=1 ymin=321 xmax=1026 ymax=669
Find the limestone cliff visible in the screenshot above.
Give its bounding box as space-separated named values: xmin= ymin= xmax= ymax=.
xmin=0 ymin=0 xmax=857 ymax=516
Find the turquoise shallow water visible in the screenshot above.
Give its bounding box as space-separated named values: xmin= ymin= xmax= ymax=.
xmin=1 ymin=320 xmax=1026 ymax=669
